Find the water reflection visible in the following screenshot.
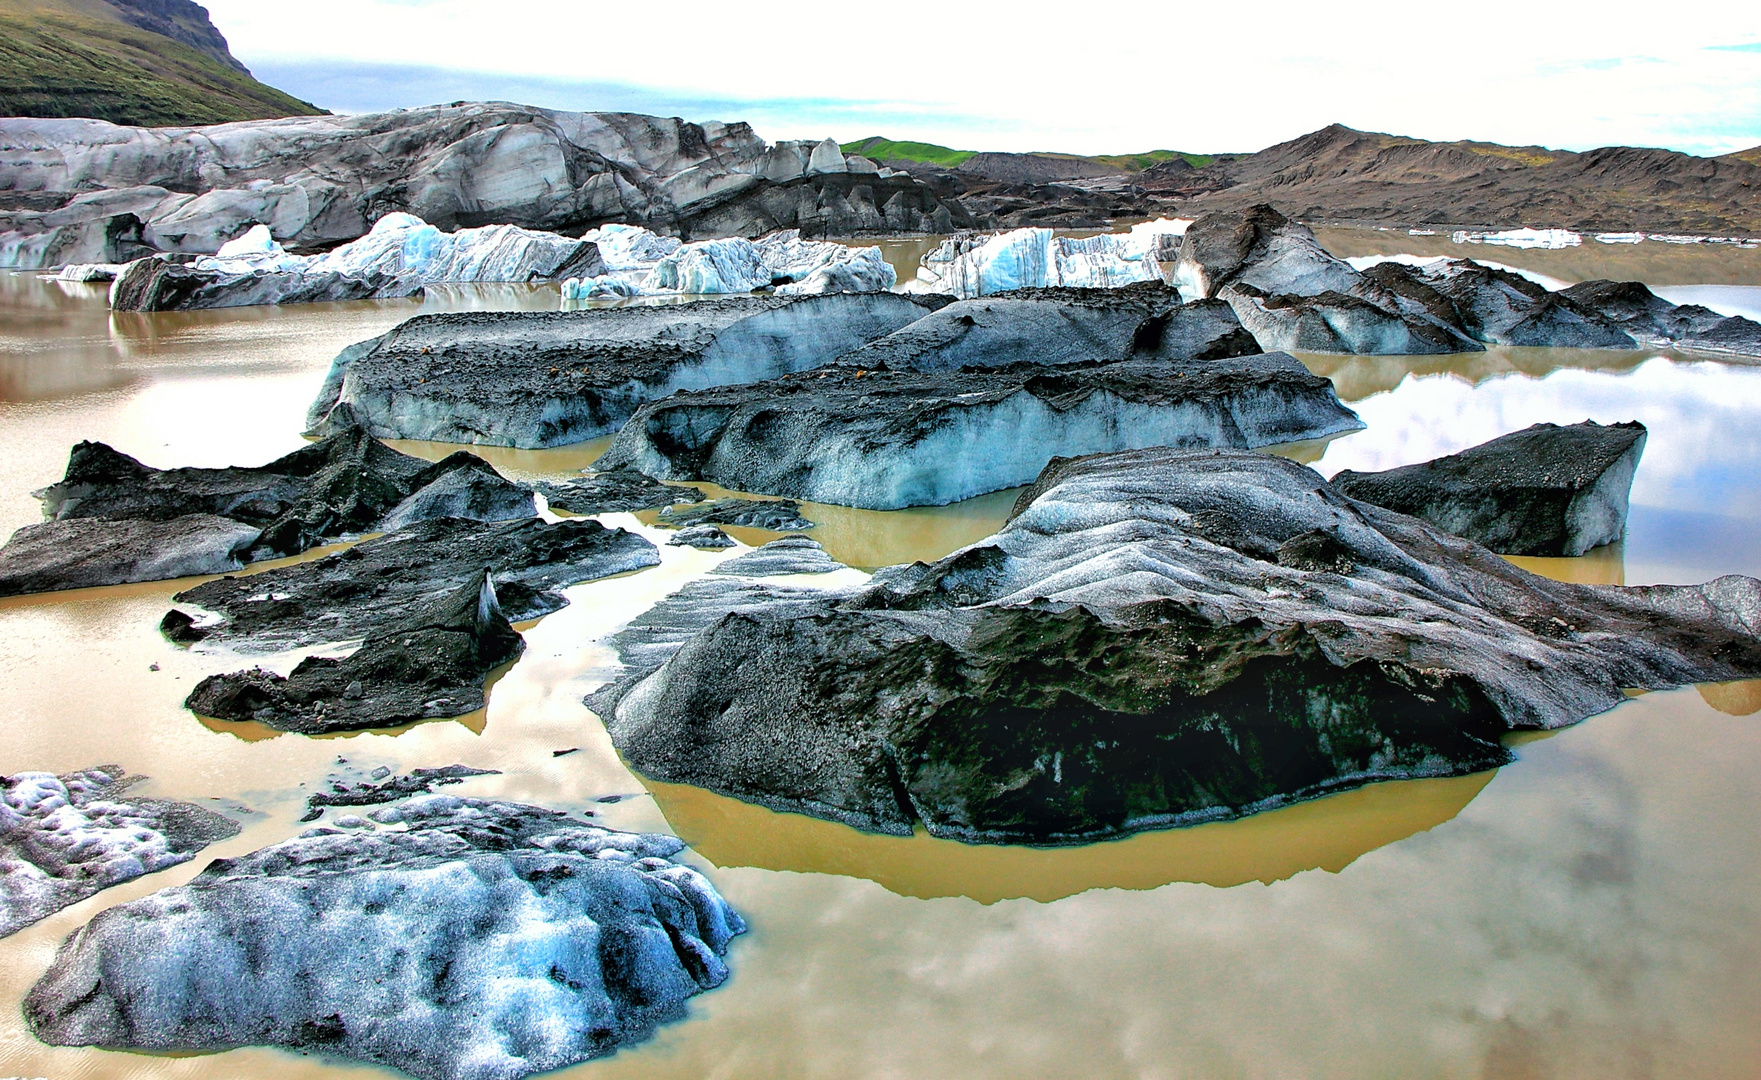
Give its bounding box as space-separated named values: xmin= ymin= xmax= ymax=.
xmin=1314 ymin=226 xmax=1761 ymax=288
xmin=1304 ymin=355 xmax=1761 ymax=555
xmin=1503 ymin=543 xmax=1626 ymax=586
xmin=649 ymin=771 xmax=1497 ymax=903
xmin=1300 ymin=346 xmax=1659 ymax=403
xmin=1696 ymin=679 xmax=1761 ymax=716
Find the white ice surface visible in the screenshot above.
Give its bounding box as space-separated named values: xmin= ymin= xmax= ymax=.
xmin=1345 ymin=253 xmax=1573 ymax=291
xmin=560 ymin=227 xmax=893 ymax=299
xmin=908 ymin=225 xmax=1176 ymax=299
xmin=189 ymin=213 xmax=591 ymax=285
xmin=1448 ymin=228 xmax=1582 ymax=250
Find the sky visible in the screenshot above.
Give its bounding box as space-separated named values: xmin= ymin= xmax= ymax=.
xmin=205 ymin=0 xmax=1761 ymax=156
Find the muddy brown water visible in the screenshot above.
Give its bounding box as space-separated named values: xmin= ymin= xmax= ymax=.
xmin=2 ymin=261 xmax=1761 ymax=1079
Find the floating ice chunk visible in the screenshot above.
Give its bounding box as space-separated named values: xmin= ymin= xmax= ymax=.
xmin=1345 ymin=253 xmax=1571 ymax=292
xmin=1 ymin=766 xmax=239 ymax=937
xmin=650 ymin=238 xmax=770 ymax=293
xmin=580 ymin=222 xmax=682 ymax=270
xmin=1449 ymin=227 xmax=1582 ymax=249
xmin=214 ymin=223 xmax=282 ymax=258
xmin=559 ymin=226 xmax=893 ymax=300
xmin=186 ymin=213 xmax=599 ymax=288
xmin=54 ymin=263 xmax=128 ymax=282
xmin=910 ymin=226 xmax=1170 ymax=299
xmin=1126 ymin=217 xmax=1193 ymax=261
xmin=1594 ymin=232 xmax=1646 ymax=244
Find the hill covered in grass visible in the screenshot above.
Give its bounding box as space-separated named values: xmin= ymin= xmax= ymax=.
xmin=0 ymin=0 xmax=323 ymax=126
xmin=841 ymin=136 xmax=1213 ymax=182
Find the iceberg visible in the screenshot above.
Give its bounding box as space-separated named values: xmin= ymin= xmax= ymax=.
xmin=1344 ymin=253 xmax=1572 ymax=292
xmin=1448 ymin=227 xmax=1582 ymax=250
xmin=2 ymin=766 xmax=239 ymax=937
xmin=559 ymin=227 xmax=894 ymax=300
xmin=189 ymin=212 xmax=602 ymax=284
xmin=109 ymin=213 xmax=605 ymax=311
xmin=908 ymin=219 xmax=1189 ymax=299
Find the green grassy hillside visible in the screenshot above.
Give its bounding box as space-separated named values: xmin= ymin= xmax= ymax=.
xmin=0 ymin=0 xmax=323 ymax=126
xmin=841 ymin=137 xmax=976 ymax=168
xmin=841 ymin=136 xmax=1212 ymax=172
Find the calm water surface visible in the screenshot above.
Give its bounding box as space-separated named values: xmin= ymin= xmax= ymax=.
xmin=1 ymin=260 xmax=1760 ymax=1079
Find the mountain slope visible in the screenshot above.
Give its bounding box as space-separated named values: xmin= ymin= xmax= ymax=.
xmin=1149 ymin=124 xmax=1761 ymax=234
xmin=0 ymin=0 xmax=323 ymax=126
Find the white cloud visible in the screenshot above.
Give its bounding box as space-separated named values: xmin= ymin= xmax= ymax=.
xmin=207 ymin=0 xmax=1761 ymax=153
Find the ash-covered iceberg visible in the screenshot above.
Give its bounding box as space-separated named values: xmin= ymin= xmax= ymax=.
xmin=836 ymin=284 xmax=1258 ymax=373
xmin=560 ymin=227 xmax=894 ymax=299
xmin=109 ymin=214 xmax=605 ymax=312
xmin=0 ymin=423 xmax=537 ymax=596
xmin=304 ymin=292 xmax=943 ymax=448
xmin=908 ymin=219 xmax=1188 ymax=298
xmin=1330 ymin=421 xmax=1647 ymax=557
xmin=24 ymin=794 xmax=745 ymax=1080
xmin=587 ymin=448 xmax=1761 ymax=845
xmin=2 ymin=766 xmax=239 ymax=937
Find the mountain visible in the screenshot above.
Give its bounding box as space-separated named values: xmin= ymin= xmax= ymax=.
xmin=1147 ymin=124 xmax=1761 ymax=234
xmin=841 ymin=136 xmax=1210 ymax=185
xmin=0 ymin=0 xmax=323 ymax=126
xmin=1725 ymin=145 xmax=1761 ymax=168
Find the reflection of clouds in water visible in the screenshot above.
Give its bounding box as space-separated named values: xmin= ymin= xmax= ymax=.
xmin=1654 ymin=285 xmax=1761 ymax=321
xmin=595 ymin=693 xmax=1761 ymax=1079
xmin=1314 ymin=357 xmax=1761 ymax=521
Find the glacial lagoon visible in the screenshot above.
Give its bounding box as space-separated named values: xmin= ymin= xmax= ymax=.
xmin=3 ymin=233 xmax=1761 ymax=1078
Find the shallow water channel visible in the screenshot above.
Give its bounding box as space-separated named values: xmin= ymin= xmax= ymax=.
xmin=2 ymin=238 xmax=1761 ymax=1078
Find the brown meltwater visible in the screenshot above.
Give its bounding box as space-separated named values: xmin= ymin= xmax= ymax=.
xmin=4 ymin=272 xmax=1761 ymax=1078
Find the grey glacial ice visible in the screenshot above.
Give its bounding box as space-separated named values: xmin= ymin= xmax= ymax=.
xmin=306 ymin=293 xmax=943 ymax=448
xmin=836 ymin=284 xmax=1260 ymax=372
xmin=1330 ymin=420 xmax=1647 ymax=557
xmin=666 ymin=525 xmax=737 ymax=549
xmin=108 ymin=214 xmax=605 ymax=311
xmin=711 ymin=537 xmax=845 ymax=577
xmin=165 ymin=516 xmax=660 ymax=653
xmin=0 ymin=104 xmax=969 ymax=269
xmin=0 ymin=422 xmax=538 ymax=595
xmin=0 ymin=514 xmax=264 ymax=597
xmin=184 ymin=572 xmax=526 ymax=734
xmin=1174 ymin=204 xmax=1761 ymax=357
xmin=1 ymin=766 xmax=240 ymax=937
xmin=24 ymin=794 xmax=746 ymax=1080
xmin=562 ymin=227 xmax=895 ymax=299
xmin=586 ymin=448 xmax=1761 ymax=844
xmin=593 ymin=354 xmax=1365 ymax=509
xmin=535 ymin=468 xmax=706 ymax=515
xmin=656 ymin=498 xmax=818 ymax=532
xmin=909 ymin=220 xmax=1188 ymax=297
